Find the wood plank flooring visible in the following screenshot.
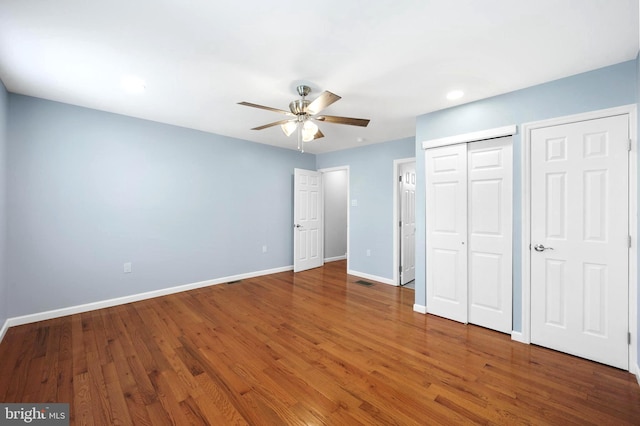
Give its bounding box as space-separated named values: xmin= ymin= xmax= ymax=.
xmin=1 ymin=260 xmax=639 ymax=425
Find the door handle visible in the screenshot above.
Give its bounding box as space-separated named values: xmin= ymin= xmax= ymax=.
xmin=294 ymin=224 xmax=303 ymax=229
xmin=534 ymin=244 xmax=554 ymax=252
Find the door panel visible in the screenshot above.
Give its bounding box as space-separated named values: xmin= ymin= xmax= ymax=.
xmin=426 ymin=144 xmax=468 ymax=323
xmin=530 ymin=114 xmax=629 ymax=369
xmin=294 ymin=168 xmax=324 ymax=272
xmin=468 ymin=137 xmax=513 ymax=333
xmin=400 ymin=163 xmax=416 ymax=284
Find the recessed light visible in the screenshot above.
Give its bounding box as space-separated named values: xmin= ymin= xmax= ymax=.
xmin=121 ymin=75 xmax=146 ymax=93
xmin=446 ymin=90 xmax=464 ymax=100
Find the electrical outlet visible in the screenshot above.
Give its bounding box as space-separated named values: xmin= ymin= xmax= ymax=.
xmin=124 ymin=262 xmax=132 ymax=273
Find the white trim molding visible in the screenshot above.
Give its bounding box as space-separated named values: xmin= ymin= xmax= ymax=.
xmin=413 ymin=304 xmax=427 ymax=314
xmin=324 ymin=255 xmax=347 ymax=263
xmin=0 ymin=265 xmax=293 ymax=338
xmin=521 ymin=104 xmax=637 ymax=373
xmin=348 ymin=269 xmax=395 ymax=286
xmin=0 ymin=319 xmax=9 ymax=343
xmin=511 ymin=331 xmax=526 ymax=344
xmin=422 ymin=125 xmax=517 ymax=150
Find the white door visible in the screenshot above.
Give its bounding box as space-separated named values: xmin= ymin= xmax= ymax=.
xmin=426 ymin=139 xmax=513 ymax=331
xmin=426 ymin=144 xmax=468 ymax=322
xmin=400 ymin=162 xmax=416 ymax=284
xmin=468 ymin=138 xmax=513 ymax=333
xmin=530 ymin=115 xmax=629 ymax=369
xmin=294 ymin=168 xmax=324 ymax=272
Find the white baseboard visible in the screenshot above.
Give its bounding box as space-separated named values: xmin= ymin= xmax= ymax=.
xmin=635 ymin=362 xmax=640 ymax=387
xmin=348 ymin=269 xmax=395 ymax=286
xmin=2 ymin=265 xmax=293 ymax=334
xmin=324 ymin=255 xmax=347 ymax=263
xmin=413 ymin=304 xmax=427 ymax=314
xmin=511 ymin=331 xmax=528 ymax=344
xmin=0 ymin=319 xmax=9 ymax=343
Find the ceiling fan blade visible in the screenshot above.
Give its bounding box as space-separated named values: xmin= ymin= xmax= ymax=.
xmin=313 ymin=129 xmax=325 ymax=140
xmin=251 ymin=119 xmax=295 ymax=131
xmin=306 ymin=91 xmax=341 ymax=115
xmin=315 ymin=115 xmax=370 ymax=127
xmin=238 ymin=101 xmax=293 ymax=116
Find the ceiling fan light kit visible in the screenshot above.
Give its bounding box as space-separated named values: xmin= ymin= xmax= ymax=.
xmin=281 ymin=121 xmax=297 ymax=137
xmin=239 ymin=85 xmax=370 ymax=152
xmin=301 ymin=120 xmax=319 ymax=142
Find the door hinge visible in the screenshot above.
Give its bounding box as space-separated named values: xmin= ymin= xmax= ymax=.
xmin=628 ymin=139 xmax=632 ymax=152
xmin=629 ymin=235 xmax=632 ymax=248
xmin=399 ymin=221 xmax=402 ymax=227
xmin=399 ymin=175 xmax=403 ymax=182
xmin=529 ymin=243 xmax=531 ymax=250
xmin=399 ymin=266 xmax=403 ymax=273
xmin=629 ymin=332 xmax=632 ymax=345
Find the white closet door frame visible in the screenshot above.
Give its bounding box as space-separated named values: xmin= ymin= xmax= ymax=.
xmin=521 ymin=105 xmax=637 ymax=373
xmin=422 ymin=125 xmax=517 ymax=150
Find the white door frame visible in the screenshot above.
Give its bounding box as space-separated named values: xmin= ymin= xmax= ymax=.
xmin=393 ymin=157 xmax=416 ymax=286
xmin=520 ymin=104 xmax=638 ymax=373
xmin=318 ymin=166 xmax=350 ymax=272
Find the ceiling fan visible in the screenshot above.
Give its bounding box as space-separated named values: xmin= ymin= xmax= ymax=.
xmin=238 ymin=85 xmax=370 ymax=152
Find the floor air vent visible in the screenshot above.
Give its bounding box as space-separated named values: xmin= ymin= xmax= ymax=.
xmin=226 ymin=280 xmax=242 ymax=285
xmin=355 ymin=280 xmax=374 ymax=287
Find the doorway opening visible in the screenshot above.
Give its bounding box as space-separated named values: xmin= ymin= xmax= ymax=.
xmin=319 ymin=167 xmax=350 ymax=271
xmin=393 ymin=158 xmax=416 ymax=287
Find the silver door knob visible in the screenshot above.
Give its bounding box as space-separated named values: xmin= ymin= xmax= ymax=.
xmin=534 ymin=244 xmax=554 ymax=252
xmin=294 ymin=224 xmax=302 ymax=228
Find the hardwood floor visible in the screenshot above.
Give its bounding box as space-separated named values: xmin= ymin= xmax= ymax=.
xmin=1 ymin=260 xmax=639 ymax=425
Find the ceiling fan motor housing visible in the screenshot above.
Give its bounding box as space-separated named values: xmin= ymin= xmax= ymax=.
xmin=289 ymin=99 xmax=310 ymax=115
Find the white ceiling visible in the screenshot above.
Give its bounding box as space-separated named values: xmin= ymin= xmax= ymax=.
xmin=0 ymin=0 xmax=638 ymax=154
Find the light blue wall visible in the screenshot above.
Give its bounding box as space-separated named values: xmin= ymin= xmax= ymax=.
xmin=416 ymin=60 xmax=637 ymax=334
xmin=0 ymin=80 xmax=7 ymax=327
xmin=6 ymin=94 xmax=314 ymax=317
xmin=316 ymin=137 xmax=415 ymax=281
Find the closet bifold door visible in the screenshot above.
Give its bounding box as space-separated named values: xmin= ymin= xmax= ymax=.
xmin=425 ymin=137 xmax=513 ymax=333
xmin=467 ymin=138 xmax=512 ymax=334
xmin=425 ymin=143 xmax=468 ymax=323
